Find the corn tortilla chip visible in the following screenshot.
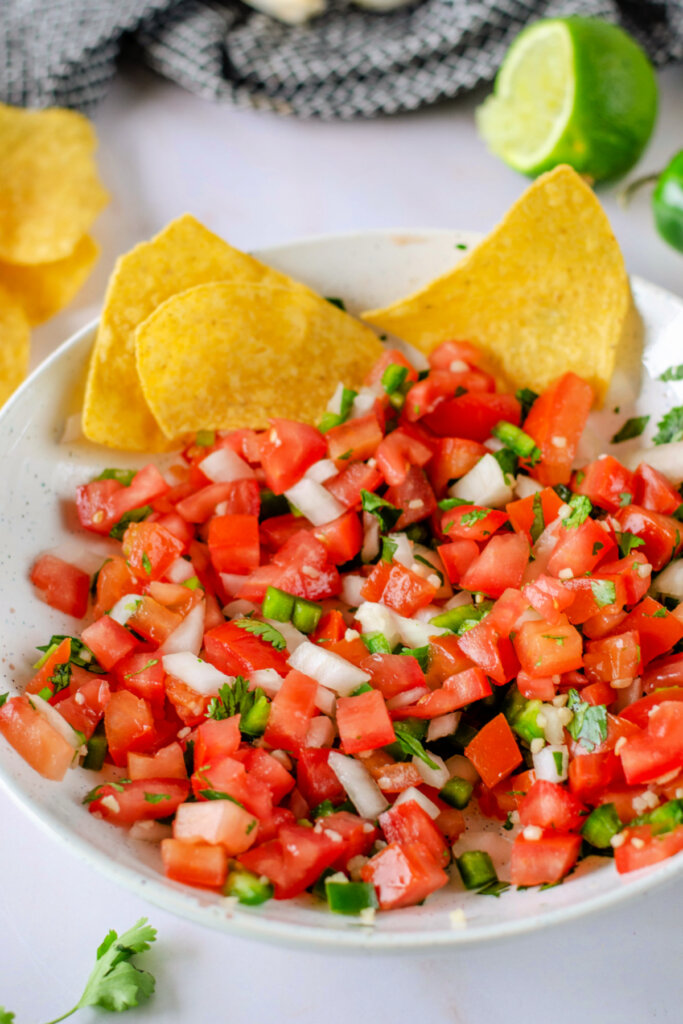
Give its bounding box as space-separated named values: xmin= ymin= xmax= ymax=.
xmin=135 ymin=281 xmax=384 ymax=438
xmin=0 ymin=104 xmax=108 ymax=265
xmin=0 ymin=236 xmax=99 ymax=326
xmin=0 ymin=284 xmax=30 ymax=406
xmin=362 ymin=165 xmax=634 ymax=404
xmin=82 ymin=215 xmax=307 ymax=451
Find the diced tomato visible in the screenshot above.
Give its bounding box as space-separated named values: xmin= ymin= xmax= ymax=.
xmin=325 ymin=460 xmax=384 ymax=508
xmin=113 ymin=651 xmax=165 ymax=714
xmin=324 ymin=636 xmax=372 ymax=669
xmin=404 ymin=369 xmax=494 ymax=423
xmin=361 ymin=653 xmax=426 ymax=701
xmin=365 ymin=348 xmax=419 ymax=388
xmin=614 ymin=823 xmax=683 ymax=873
xmin=361 ymin=751 xmax=423 ymax=793
xmin=392 ymin=667 xmax=491 ymax=720
xmin=427 ymin=438 xmax=487 ymax=496
xmin=314 ymin=510 xmax=363 ymax=564
xmin=441 ymin=505 xmax=508 ymax=543
xmin=458 ymin=621 xmax=518 ymax=684
xmin=513 ymin=614 xmax=583 ymax=678
xmin=194 ymin=716 xmax=241 ymax=767
xmin=428 ymin=339 xmax=485 ymax=370
xmin=128 ymin=741 xmax=187 ymax=780
xmin=478 ymin=769 xmax=536 ymax=820
xmin=561 ymin=574 xmax=627 ymax=625
xmin=523 ymin=574 xmax=575 ymax=625
xmin=568 ymin=750 xmax=621 ymax=799
xmin=436 ymin=806 xmax=466 ymax=843
xmin=547 ymin=518 xmax=616 ymax=579
xmin=464 ymin=713 xmax=522 ymax=789
xmin=510 ymin=831 xmax=582 ymax=886
xmin=121 ymin=521 xmax=185 ymax=581
xmin=92 ymin=557 xmax=141 ymax=619
xmin=127 ymin=596 xmax=182 ymax=646
xmin=319 ymin=810 xmax=379 ymax=869
xmin=573 ymin=456 xmax=636 ymax=513
xmin=582 ymin=607 xmax=629 ymax=641
xmin=241 ymin=747 xmax=295 ymax=804
xmin=296 ymin=747 xmax=346 ymax=807
xmin=613 ymin=505 xmax=683 ymax=571
xmin=193 ymin=756 xmax=273 ymax=819
xmin=361 ymin=840 xmax=449 ymax=910
xmin=176 ymin=479 xmax=260 ymax=523
xmin=523 ymin=373 xmax=593 ymax=486
xmin=26 ymin=638 xmax=72 ymax=697
xmin=583 ymin=631 xmax=641 ymax=685
xmin=259 ymin=513 xmax=311 ymax=552
xmin=103 ymin=690 xmax=155 ymax=766
xmin=207 ymin=513 xmax=260 ymax=574
xmin=81 ymin=616 xmax=139 ymax=671
xmin=263 ymin=670 xmax=318 ymax=754
xmin=312 ymin=609 xmax=347 ymax=643
xmin=633 ymin=463 xmax=682 ymax=516
xmin=204 ymin=621 xmax=289 ymax=676
xmin=88 ymin=778 xmax=190 ymax=825
xmin=597 ymin=552 xmax=651 ymax=606
xmin=424 ymin=634 xmax=473 ymax=688
xmin=30 ymin=554 xmax=90 ymax=618
xmin=173 ymin=799 xmax=257 ymax=854
xmin=161 ymin=839 xmax=228 ymax=889
xmin=518 ymin=780 xmax=585 ymax=831
xmin=164 ymin=675 xmax=211 ymax=726
xmin=259 ymin=419 xmax=327 ymax=493
xmin=643 ymin=654 xmax=683 ymax=693
xmin=57 ymin=676 xmax=111 ymax=739
xmin=336 ymin=690 xmax=395 ymax=753
xmin=374 ymin=428 xmax=433 ymax=487
xmin=422 ymin=392 xmax=521 ymax=442
xmin=240 ymin=531 xmax=341 ymax=604
xmin=255 ymin=806 xmax=296 ymax=844
xmin=326 ymin=412 xmax=384 ymax=464
xmin=76 ymin=477 xmax=122 ymax=534
xmin=460 ymin=533 xmax=530 ymax=599
xmin=379 ymin=800 xmax=449 ymax=866
xmin=619 ymin=701 xmax=683 ymax=784
xmin=517 ymin=670 xmax=557 ymax=701
xmin=506 ymin=487 xmax=564 ymax=542
xmin=385 ymin=466 xmax=438 ymax=529
xmin=0 ymin=695 xmax=76 ymax=780
xmin=361 ymin=560 xmax=437 ymax=616
xmin=437 ymin=539 xmax=480 ymax=585
xmin=239 ymin=823 xmax=340 ymax=899
xmin=620 ymin=597 xmax=683 ymax=665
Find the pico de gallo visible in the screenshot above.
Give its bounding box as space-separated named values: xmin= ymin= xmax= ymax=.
xmin=4 ymin=340 xmax=683 ymax=916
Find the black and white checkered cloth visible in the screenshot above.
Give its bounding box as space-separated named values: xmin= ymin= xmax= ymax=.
xmin=1 ymin=0 xmax=682 ymax=119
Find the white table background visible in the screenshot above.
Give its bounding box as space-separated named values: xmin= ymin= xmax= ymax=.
xmin=3 ymin=60 xmax=683 ymax=1024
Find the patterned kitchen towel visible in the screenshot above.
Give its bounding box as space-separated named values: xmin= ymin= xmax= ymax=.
xmin=1 ymin=0 xmax=682 ymax=118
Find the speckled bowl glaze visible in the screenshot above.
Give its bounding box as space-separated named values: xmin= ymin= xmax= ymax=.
xmin=2 ymin=229 xmax=683 ymax=952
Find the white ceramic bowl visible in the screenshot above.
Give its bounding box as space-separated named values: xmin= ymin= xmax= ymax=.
xmin=2 ymin=228 xmax=683 ymax=952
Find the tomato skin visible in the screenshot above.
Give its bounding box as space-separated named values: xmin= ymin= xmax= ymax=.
xmin=384 ymin=466 xmax=437 ymax=529
xmin=361 ymin=752 xmax=423 ymax=793
xmin=583 ymin=630 xmax=641 ymax=685
xmin=30 ymin=554 xmax=90 ymax=618
xmin=122 ymin=521 xmax=185 ymax=581
xmin=458 ymin=622 xmax=518 ymax=684
xmin=513 ymin=615 xmax=583 ymax=678
xmin=427 ymin=438 xmax=487 ymax=496
xmin=76 ymin=478 xmax=122 ymax=534
xmin=257 ymin=419 xmax=326 ymax=493
xmin=263 ymin=670 xmax=318 ymax=754
xmin=361 ymin=560 xmax=438 ymax=616
xmin=633 ymin=463 xmax=682 ymax=516
xmin=207 ymin=513 xmax=260 ymax=574
xmin=164 ymin=675 xmax=211 ymax=725
xmin=0 ymin=695 xmax=76 ymax=780
xmin=428 ymin=339 xmax=485 ymax=370
xmin=517 ymin=671 xmax=557 ymax=701
xmin=643 ymin=654 xmax=683 ymax=693
xmin=424 ymin=635 xmax=473 ymax=689
xmin=614 ymin=824 xmax=683 ymax=873
xmin=240 ymin=531 xmax=341 ymax=604
xmin=379 ymin=800 xmax=450 ymax=867
xmin=88 ymin=778 xmax=190 ymax=825
xmin=523 ymin=372 xmax=593 ymax=486
xmin=239 ymin=824 xmax=341 ymax=900
xmin=81 ymin=615 xmax=139 ymax=671
xmin=523 ymin=574 xmax=575 ymax=625
xmin=568 ymin=750 xmax=621 ymax=799
xmin=326 ymin=412 xmax=384 ymax=464
xmin=325 ymin=461 xmax=384 ymax=508
xmin=128 ymin=596 xmax=182 ymax=646
xmin=547 ymin=518 xmax=616 ymax=579
xmin=241 ymin=747 xmax=295 ymax=804
xmin=320 ymin=810 xmax=379 ymax=870
xmin=510 ymin=831 xmax=582 ymax=886
xmin=203 ymin=621 xmax=289 ymax=676
xmin=619 ymin=701 xmax=683 ymax=784
xmin=176 ymin=479 xmax=260 ymax=523
xmin=518 ymin=780 xmax=586 ymax=831
xmin=404 ymin=369 xmax=493 ymax=422
xmin=336 ymin=690 xmax=396 ymax=753
xmin=295 ymin=747 xmax=346 ymax=807
xmin=391 ymin=667 xmax=492 ymax=720
xmin=375 ymin=428 xmax=433 ymax=487
xmin=104 ymin=690 xmax=156 ymax=766
xmin=194 ymin=716 xmax=241 ymax=767
xmin=161 ymin=839 xmax=228 ymax=889
xmin=113 ymin=650 xmax=166 ymax=715
xmin=422 ymin=392 xmax=521 ymax=441
xmin=506 ymin=488 xmax=563 ymax=541
xmin=573 ymin=456 xmax=636 ymax=512
xmin=620 ymin=597 xmax=683 ymax=665
xmin=441 ymin=505 xmax=508 ymax=543
xmin=57 ymin=676 xmax=111 ymax=740
xmin=464 ymin=713 xmax=522 ymax=789
xmin=361 ymin=653 xmax=426 ymax=701
xmin=593 ymin=552 xmax=651 ymax=606
xmin=361 ymin=840 xmax=449 ymax=910
xmin=93 ymin=556 xmax=141 ymax=618
xmin=128 ymin=741 xmax=187 ymax=780
xmin=437 ymin=540 xmax=480 ymax=584
xmin=460 ymin=533 xmax=530 ymax=599
xmin=613 ymin=505 xmax=683 ymax=571
xmin=365 ymin=348 xmax=419 ymax=387
xmin=314 ymin=510 xmax=363 ymax=564
xmin=173 ymin=799 xmax=258 ymax=855
xmin=312 ymin=609 xmax=346 ymax=643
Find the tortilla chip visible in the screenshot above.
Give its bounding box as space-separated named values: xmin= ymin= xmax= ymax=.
xmin=81 ymin=215 xmax=307 ymax=451
xmin=0 ymin=284 xmax=30 ymax=406
xmin=0 ymin=104 xmax=108 ymax=265
xmin=0 ymin=236 xmax=99 ymax=326
xmin=362 ymin=166 xmax=633 ymax=404
xmin=135 ymin=281 xmax=384 ymax=438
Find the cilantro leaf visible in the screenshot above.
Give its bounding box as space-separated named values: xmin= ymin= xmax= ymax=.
xmin=109 ymin=505 xmax=153 ymax=541
xmin=325 ymin=296 xmax=346 ymax=311
xmin=476 ymin=880 xmax=510 ymax=897
xmin=93 ymin=468 xmax=137 ymax=486
xmin=393 ymin=723 xmax=438 ymax=769
xmin=562 ymin=494 xmax=592 ymax=529
xmin=413 ymin=553 xmax=443 ymax=586
xmin=493 ymin=447 xmax=518 ymax=478
xmin=205 ymin=677 xmax=270 ymax=737
xmin=143 ymin=792 xmax=171 ymax=804
xmin=360 ymin=490 xmax=402 ymax=533
xmin=232 ymin=618 xmax=286 ymax=651
xmin=0 ymin=693 xmax=8 ymax=708
xmin=36 ymin=635 xmax=103 ymax=673
xmin=48 ymin=661 xmax=72 ymax=695
xmin=141 ymin=551 xmax=152 ymax=576
xmin=460 ymin=509 xmax=488 ymax=527
xmin=437 ymin=496 xmax=470 ymax=511
xmin=381 ymin=536 xmax=398 ymax=563
xmin=617 ymin=531 xmax=646 ymax=558
xmin=516 ymin=388 xmax=539 ymax=419
xmin=198 ymin=788 xmax=245 ymax=806
xmin=653 ymin=406 xmax=683 ymax=446
xmin=590 ymin=579 xmax=616 ymax=608
xmin=659 ymin=365 xmax=683 ymax=382
xmin=610 ymin=416 xmax=649 ymax=444
xmin=195 ymin=429 xmax=215 ymax=447
xmin=566 ymin=689 xmax=607 ymax=752
xmin=397 ymin=645 xmax=430 ymax=672
xmin=0 ymin=1008 xmax=15 ymax=1024
xmin=530 ymin=491 xmax=545 ymax=544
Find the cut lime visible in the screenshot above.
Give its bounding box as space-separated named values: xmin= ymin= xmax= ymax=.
xmin=476 ymin=17 xmax=658 ymax=181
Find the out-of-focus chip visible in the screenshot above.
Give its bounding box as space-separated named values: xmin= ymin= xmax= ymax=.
xmin=362 ymin=165 xmax=634 ymax=404
xmin=135 ymin=281 xmax=383 ymax=438
xmin=0 ymin=285 xmax=30 ymax=406
xmin=0 ymin=104 xmax=108 ymax=265
xmin=82 ymin=215 xmax=304 ymax=451
xmin=0 ymin=236 xmax=99 ymax=325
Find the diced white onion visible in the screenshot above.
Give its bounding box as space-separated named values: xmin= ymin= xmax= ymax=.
xmin=129 ymin=821 xmax=173 ymax=843
xmin=314 ymin=685 xmax=337 ymax=716
xmin=288 ymin=641 xmax=371 ymax=696
xmin=164 ymin=557 xmax=196 ymax=584
xmin=361 ymin=513 xmax=380 ymax=563
xmin=427 ymin=712 xmax=460 ymax=743
xmin=412 ymin=544 xmax=451 ymax=599
xmin=327 ymin=383 xmax=345 ymax=415
xmin=306 ymin=716 xmax=336 ymax=748
xmin=161 ymin=652 xmax=233 ymax=696
xmin=393 ymin=786 xmax=440 ymax=820
xmin=159 ymin=601 xmax=205 ymax=656
xmin=109 ymin=593 xmax=143 ymax=626
xmin=354 ymin=602 xmax=401 ymax=648
xmin=269 ymin=749 xmax=293 ymax=770
xmin=413 ymin=603 xmax=444 ymax=623
xmin=220 ymin=574 xmax=249 ymax=598
xmin=248 ymin=669 xmax=283 ymax=697
xmin=263 ymin=618 xmax=307 ymax=653
xmin=514 ymin=475 xmax=543 ymax=499
xmin=341 ymin=574 xmax=366 ymax=607
xmin=445 ymin=754 xmax=479 ymax=784
xmin=653 ymin=560 xmax=683 ymax=600
xmin=350 ymin=386 xmax=381 ymax=419
xmin=199 ymin=447 xmax=254 ymax=483
xmin=533 ymin=744 xmax=568 ymax=783
xmin=392 ymin=611 xmax=450 ymax=647
xmin=624 ymin=442 xmax=683 ymax=483
xmin=449 ymin=453 xmax=513 ymax=508
xmin=328 ymin=751 xmax=389 ymax=820
xmin=387 ymin=532 xmax=413 ymax=567
xmin=61 ymin=412 xmax=84 ymax=444
xmin=413 ymin=751 xmax=450 ymax=789
xmin=224 ymin=599 xmax=258 ymax=619
xmin=284 ymin=478 xmax=345 ymax=526
xmin=385 ymin=687 xmax=428 ymax=710
xmin=538 ymin=703 xmax=566 ymax=746
xmin=444 ymin=592 xmax=473 ymax=610
xmin=304 ymin=459 xmax=338 ymax=484
xmin=27 ymin=694 xmax=83 ymax=750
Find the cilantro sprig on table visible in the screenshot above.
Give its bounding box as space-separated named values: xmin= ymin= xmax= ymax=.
xmin=1 ymin=919 xmax=157 ymax=1024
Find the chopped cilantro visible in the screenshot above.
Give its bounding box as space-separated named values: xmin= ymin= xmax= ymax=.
xmin=36 ymin=635 xmax=103 ymax=673
xmin=413 ymin=553 xmax=443 ymax=585
xmin=619 ymin=492 xmax=632 ymax=507
xmin=502 ymin=812 xmax=514 ymax=831
xmin=195 ymin=429 xmax=215 ymax=447
xmin=393 ymin=722 xmax=437 ymax=769
xmin=325 ymin=296 xmax=346 ymax=311
xmin=437 ymin=496 xmax=470 ymax=511
xmin=460 ymin=509 xmax=488 ymax=527
xmin=617 ymin=531 xmax=646 ymax=557
xmin=476 ymin=880 xmax=511 ymax=898
xmin=48 ymin=661 xmax=72 ymax=694
xmin=205 ymin=676 xmax=270 ymax=737
xmin=542 ymin=634 xmax=566 ymax=645
xmin=610 ymin=416 xmax=650 ymax=444
xmin=660 ymin=365 xmax=683 ymax=382
xmin=653 ymin=406 xmax=683 ymax=445
xmin=397 ymin=645 xmax=430 ymax=672
xmin=562 ymin=494 xmax=592 ymax=529
xmin=124 ymin=658 xmax=158 ymax=678
xmin=93 ymin=468 xmax=137 ymax=486
xmin=232 ymin=618 xmax=286 ymax=650
xmin=360 ymin=490 xmax=401 ymax=533
xmin=493 ymin=447 xmax=518 ymax=478
xmin=141 ymin=551 xmax=152 ymax=575
xmin=182 ymin=576 xmax=203 ymax=590
xmin=590 ymin=579 xmax=616 ymax=608
xmin=143 ymin=792 xmax=171 ymax=804
xmin=109 ymin=505 xmax=153 ymax=541
xmin=381 ymin=536 xmax=398 ymax=563
xmin=0 ymin=693 xmax=8 ymax=708
xmin=566 ymin=689 xmax=607 ymax=752
xmin=651 ymin=607 xmax=668 ymax=618
xmin=592 ymin=541 xmax=604 ymax=556
xmin=552 ymin=750 xmax=564 ymax=775
xmin=516 ymin=388 xmax=539 ymax=419
xmin=198 ymin=788 xmax=245 ymax=806
xmin=381 ymin=363 xmax=409 ymax=395
xmin=530 ymin=491 xmax=545 ymax=544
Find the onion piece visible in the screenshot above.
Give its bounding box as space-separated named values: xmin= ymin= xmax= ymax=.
xmin=109 ymin=593 xmax=143 ymax=626
xmin=129 ymin=821 xmax=173 ymax=842
xmin=624 ymin=441 xmax=683 ymax=483
xmin=393 ymin=786 xmax=440 ymax=820
xmin=284 ymin=478 xmax=345 ymax=526
xmin=263 ymin=618 xmax=307 ymax=653
xmin=427 ymin=712 xmax=460 ymax=743
xmin=304 ymin=459 xmax=338 ymax=484
xmin=350 ymin=386 xmax=382 ymax=419
xmin=361 ymin=513 xmax=380 ymax=563
xmin=248 ymin=669 xmax=282 ymax=697
xmin=306 ymin=716 xmax=336 ymax=748
xmin=328 ymin=751 xmax=389 ymax=820
xmin=653 ymin=559 xmax=683 ymax=600
xmin=341 ymin=574 xmax=365 ymax=607
xmin=314 ymin=686 xmax=336 ymax=716
xmin=27 ymin=693 xmax=83 ymax=751
xmin=445 ymin=754 xmax=479 ymax=784
xmin=162 ymin=652 xmax=233 ymax=696
xmin=354 ymin=602 xmax=401 ymax=648
xmin=159 ymin=601 xmax=205 ymax=656
xmin=514 ymin=474 xmax=543 ymax=499
xmin=533 ymin=744 xmax=568 ymax=783
xmin=412 ymin=751 xmax=450 ymax=789
xmin=387 ymin=532 xmax=413 ymax=567
xmin=199 ymin=447 xmax=255 ymax=483
xmin=386 ymin=687 xmax=428 ymax=710
xmin=165 ymin=557 xmax=196 ymax=584
xmin=224 ymin=599 xmax=258 ymax=619
xmin=326 ymin=382 xmax=345 ymax=415
xmin=449 ymin=453 xmax=513 ymax=508
xmin=220 ymin=573 xmax=249 ymax=599
xmin=392 ymin=611 xmax=449 ymax=648
xmin=288 ymin=641 xmax=370 ymax=696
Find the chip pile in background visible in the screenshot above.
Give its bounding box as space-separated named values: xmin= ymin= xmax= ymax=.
xmin=0 ymin=103 xmax=108 ymax=405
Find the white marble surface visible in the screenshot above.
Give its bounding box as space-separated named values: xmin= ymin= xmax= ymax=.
xmin=3 ymin=60 xmax=683 ymax=1024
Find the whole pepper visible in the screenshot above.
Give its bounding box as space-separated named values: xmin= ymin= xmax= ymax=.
xmin=622 ymin=150 xmax=683 ymax=253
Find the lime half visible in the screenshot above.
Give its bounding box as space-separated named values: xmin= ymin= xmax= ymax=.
xmin=476 ymin=17 xmax=658 ymax=181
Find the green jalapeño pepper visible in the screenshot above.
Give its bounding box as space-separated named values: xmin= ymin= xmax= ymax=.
xmin=622 ymin=150 xmax=683 ymax=253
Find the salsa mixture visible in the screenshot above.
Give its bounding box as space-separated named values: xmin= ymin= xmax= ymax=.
xmin=4 ymin=342 xmax=683 ymax=917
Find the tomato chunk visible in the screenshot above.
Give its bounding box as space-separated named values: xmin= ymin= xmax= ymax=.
xmin=464 ymin=714 xmax=522 ymax=789
xmin=510 ymin=831 xmax=582 ymax=886
xmin=336 ymin=690 xmax=395 ymax=753
xmin=361 ymin=840 xmax=449 ymax=910
xmin=260 ymin=419 xmax=327 ymax=493
xmin=0 ymin=695 xmax=76 ymax=781
xmin=161 ymin=839 xmax=228 ymax=889
xmin=523 ymin=373 xmax=593 ymax=486
xmin=30 ymin=554 xmax=90 ymax=618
